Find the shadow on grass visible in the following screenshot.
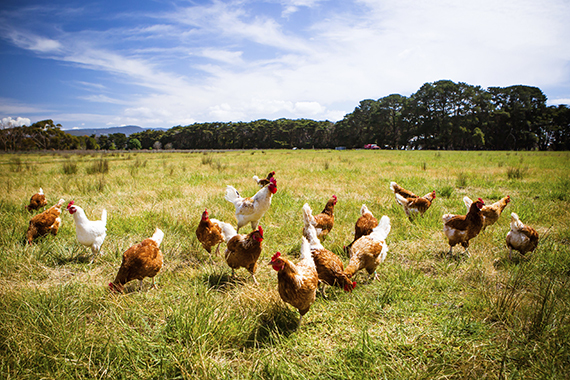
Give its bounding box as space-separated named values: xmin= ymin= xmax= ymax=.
xmin=204 ymin=272 xmax=247 ymax=291
xmin=245 ymin=304 xmax=299 ymax=348
xmin=492 ymin=254 xmax=532 ymax=269
xmin=435 ymin=249 xmax=469 ymax=262
xmin=53 ymin=252 xmax=94 ymax=265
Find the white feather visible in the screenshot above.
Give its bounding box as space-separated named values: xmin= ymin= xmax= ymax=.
xmin=151 ymin=227 xmax=164 ymax=246
xmin=70 ymin=205 xmax=107 ymax=255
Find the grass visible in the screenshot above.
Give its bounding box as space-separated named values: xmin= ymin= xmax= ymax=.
xmin=0 ymin=150 xmax=569 ymax=379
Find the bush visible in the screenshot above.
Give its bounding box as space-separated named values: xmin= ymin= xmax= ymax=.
xmin=62 ymin=160 xmax=78 ymax=175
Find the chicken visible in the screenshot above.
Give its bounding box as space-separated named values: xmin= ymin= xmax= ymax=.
xmin=195 ymin=209 xmax=226 ymax=257
xmin=506 ymin=212 xmax=539 ymax=260
xmin=390 ymin=182 xmax=419 ymax=199
xmin=225 ymin=177 xmax=277 ymax=233
xmin=394 ymin=191 xmax=436 ymax=220
xmin=221 ymin=223 xmax=264 ymax=284
xmin=463 ymin=195 xmax=510 ymax=231
xmin=443 ymin=198 xmax=485 ymax=256
xmin=345 ymin=215 xmax=391 ymax=281
xmin=302 ymin=195 xmax=337 ymax=241
xmin=26 ymin=187 xmax=47 ymax=212
xmin=109 ymin=228 xmax=164 ymax=293
xmin=269 ymin=237 xmax=319 ymax=326
xmin=67 ymin=201 xmax=107 ymax=257
xmin=345 ymin=204 xmax=379 ymax=253
xmin=26 ymin=198 xmax=65 ymax=244
xmin=252 ymin=171 xmax=275 ymax=187
xmin=304 ymin=222 xmax=355 ymax=295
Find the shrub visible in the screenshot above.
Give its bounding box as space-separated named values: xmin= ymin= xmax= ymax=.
xmin=507 ymin=166 xmax=527 ymax=180
xmin=62 ymin=160 xmax=78 ymax=175
xmin=86 ymin=157 xmax=109 ymax=174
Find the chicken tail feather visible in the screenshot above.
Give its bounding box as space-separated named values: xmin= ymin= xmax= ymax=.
xmin=370 ymin=215 xmax=391 ymax=241
xmin=510 ymin=212 xmax=525 ymax=231
xmin=224 ymin=185 xmax=240 ymax=204
xmin=299 ymin=237 xmax=316 ymax=268
xmin=302 ymin=203 xmax=316 ymax=227
xmin=395 ymin=193 xmax=407 ymax=206
xmin=151 ymin=227 xmax=164 ymax=246
xmin=101 ymin=209 xmax=107 ymax=225
xmin=220 ymin=222 xmax=237 ymax=243
xmin=463 ymin=196 xmax=473 ymax=210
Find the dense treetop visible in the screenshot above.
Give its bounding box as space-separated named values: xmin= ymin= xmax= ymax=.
xmin=1 ymin=80 xmax=569 ymax=151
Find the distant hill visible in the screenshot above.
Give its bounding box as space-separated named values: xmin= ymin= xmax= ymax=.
xmin=64 ymin=125 xmax=168 ymax=137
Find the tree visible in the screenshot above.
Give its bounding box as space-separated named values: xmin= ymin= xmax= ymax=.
xmin=488 ymin=85 xmax=546 ymax=150
xmin=128 ymin=138 xmax=142 ymax=150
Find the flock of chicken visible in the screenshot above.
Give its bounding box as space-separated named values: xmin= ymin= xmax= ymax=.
xmin=24 ymin=173 xmax=540 ymax=325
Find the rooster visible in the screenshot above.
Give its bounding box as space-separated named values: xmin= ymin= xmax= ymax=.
xmin=67 ymin=201 xmax=107 ymax=257
xmin=463 ymin=195 xmax=510 ymax=231
xmin=345 ymin=204 xmax=378 ymax=253
xmin=506 ymin=213 xmax=539 ymax=260
xmin=195 ymin=209 xmax=227 ymax=258
xmin=109 ymin=228 xmax=164 ymax=293
xmin=345 ymin=215 xmax=391 ymax=282
xmin=26 ymin=198 xmax=65 ymax=244
xmin=443 ymin=198 xmax=485 ymax=256
xmin=269 ymin=237 xmax=319 ymax=326
xmin=225 ymin=177 xmax=277 ymax=233
xmin=221 ymin=223 xmax=264 ymax=284
xmin=26 ymin=188 xmax=47 ymax=212
xmin=253 ymin=171 xmax=275 ymax=187
xmin=302 ymin=195 xmax=337 ymax=241
xmin=304 ymin=222 xmax=355 ymax=295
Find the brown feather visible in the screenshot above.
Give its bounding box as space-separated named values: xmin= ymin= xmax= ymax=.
xmin=443 ymin=202 xmax=484 ymax=249
xmin=225 ymin=229 xmax=263 ymax=278
xmin=311 ymin=248 xmax=353 ymax=290
xmin=273 ymin=255 xmax=319 ymax=317
xmin=26 ymin=199 xmax=64 ymax=244
xmin=345 ymin=236 xmax=387 ymax=277
xmin=196 ymin=214 xmax=224 ymax=253
xmin=111 ymin=238 xmax=163 ymax=292
xmin=26 ymin=192 xmax=47 ymax=212
xmin=314 ymin=196 xmax=337 ymax=240
xmin=391 ymin=183 xmax=418 ymax=199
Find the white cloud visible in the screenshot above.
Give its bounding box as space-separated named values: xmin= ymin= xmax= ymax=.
xmin=199 ymin=48 xmax=244 ymax=64
xmin=548 ymin=98 xmax=570 ymax=106
xmin=280 ymin=0 xmax=323 ymax=16
xmin=1 ymin=116 xmax=31 ymax=129
xmin=7 ymin=30 xmax=62 ymax=53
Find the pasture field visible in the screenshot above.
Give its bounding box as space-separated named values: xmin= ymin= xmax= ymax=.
xmin=0 ymin=149 xmax=569 ymax=379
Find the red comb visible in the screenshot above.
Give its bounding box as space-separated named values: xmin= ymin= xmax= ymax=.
xmin=333 ymin=195 xmax=337 ymax=200
xmin=67 ymin=200 xmax=74 ymax=209
xmin=271 ymin=252 xmax=281 ymax=261
xmin=258 ymin=226 xmax=264 ymax=236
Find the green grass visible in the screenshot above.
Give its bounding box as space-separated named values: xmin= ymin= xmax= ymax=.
xmin=1 ymin=150 xmax=569 ymax=379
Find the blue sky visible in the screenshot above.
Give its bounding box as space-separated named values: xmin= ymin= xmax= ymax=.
xmin=1 ymin=0 xmax=569 ymax=130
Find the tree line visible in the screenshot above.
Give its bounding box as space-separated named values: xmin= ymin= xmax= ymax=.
xmin=1 ymin=80 xmax=569 ymax=151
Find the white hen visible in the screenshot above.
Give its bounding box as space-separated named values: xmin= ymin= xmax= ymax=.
xmin=67 ymin=201 xmax=107 ymax=256
xmin=225 ymin=177 xmax=277 ymax=233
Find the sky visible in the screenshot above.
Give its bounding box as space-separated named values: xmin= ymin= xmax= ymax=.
xmin=1 ymin=0 xmax=569 ymax=130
